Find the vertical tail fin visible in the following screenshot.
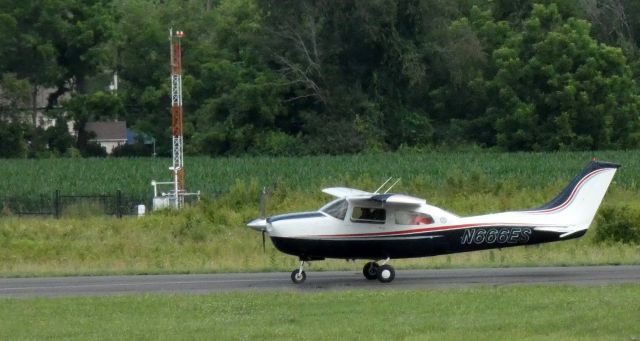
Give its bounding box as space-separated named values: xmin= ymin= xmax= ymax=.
xmin=530 ymin=160 xmax=620 ymax=229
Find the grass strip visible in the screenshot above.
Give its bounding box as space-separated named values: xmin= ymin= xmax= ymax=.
xmin=1 ymin=285 xmax=639 ymax=340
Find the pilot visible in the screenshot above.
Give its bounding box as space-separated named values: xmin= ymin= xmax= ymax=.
xmin=359 ymin=208 xmax=373 ymax=220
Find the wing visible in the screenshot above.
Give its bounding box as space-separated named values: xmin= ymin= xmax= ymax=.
xmin=322 ymin=188 xmax=426 ymax=206
xmin=370 ymin=194 xmax=426 ymax=206
xmin=322 ymin=187 xmax=372 ymax=198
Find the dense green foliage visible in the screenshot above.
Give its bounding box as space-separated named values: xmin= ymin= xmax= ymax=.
xmin=594 ymin=205 xmax=640 ymax=243
xmin=2 ymin=286 xmax=640 ymax=339
xmin=1 ymin=0 xmax=640 ymax=156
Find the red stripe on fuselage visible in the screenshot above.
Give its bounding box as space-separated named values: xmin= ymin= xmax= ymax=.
xmin=312 ymin=222 xmax=540 ymax=238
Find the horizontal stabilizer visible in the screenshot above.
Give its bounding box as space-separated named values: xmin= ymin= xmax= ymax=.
xmin=534 ymin=226 xmax=586 ymax=238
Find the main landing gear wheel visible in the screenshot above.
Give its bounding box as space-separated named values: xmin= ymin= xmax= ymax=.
xmin=377 ymin=264 xmax=395 ymax=283
xmin=363 ymin=262 xmax=379 ymax=280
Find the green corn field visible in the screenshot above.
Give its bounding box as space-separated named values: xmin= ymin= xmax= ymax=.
xmin=1 ymin=150 xmax=638 ymax=200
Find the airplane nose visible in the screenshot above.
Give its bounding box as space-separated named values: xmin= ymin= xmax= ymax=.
xmin=247 ymin=218 xmax=268 ymax=232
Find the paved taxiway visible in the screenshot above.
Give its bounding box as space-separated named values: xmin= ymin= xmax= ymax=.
xmin=1 ymin=265 xmax=638 ymax=297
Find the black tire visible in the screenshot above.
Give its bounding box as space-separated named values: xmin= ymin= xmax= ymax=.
xmin=362 ymin=262 xmax=379 ymax=280
xmin=377 ymin=264 xmax=395 ymax=283
xmin=291 ymin=269 xmax=306 ymax=284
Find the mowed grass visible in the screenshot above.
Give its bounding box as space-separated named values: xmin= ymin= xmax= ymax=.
xmin=1 ymin=285 xmax=639 ymax=340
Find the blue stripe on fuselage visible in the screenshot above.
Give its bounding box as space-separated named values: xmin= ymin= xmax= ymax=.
xmin=267 ymin=212 xmax=324 ymax=223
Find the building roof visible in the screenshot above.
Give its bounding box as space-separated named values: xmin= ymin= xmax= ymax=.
xmin=85 ymin=121 xmax=127 ymax=141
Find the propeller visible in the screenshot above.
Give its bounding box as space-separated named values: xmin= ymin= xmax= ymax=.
xmin=259 ymin=186 xmax=267 ymax=252
xmin=247 ymin=186 xmax=270 ymax=251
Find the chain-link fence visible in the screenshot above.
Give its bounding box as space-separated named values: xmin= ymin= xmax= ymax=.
xmin=1 ymin=190 xmax=150 ymax=218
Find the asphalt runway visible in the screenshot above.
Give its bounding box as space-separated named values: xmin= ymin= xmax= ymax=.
xmin=0 ymin=265 xmax=638 ymax=297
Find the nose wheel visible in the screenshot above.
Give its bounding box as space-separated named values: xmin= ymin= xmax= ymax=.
xmin=362 ymin=260 xmax=395 ymax=283
xmin=291 ymin=261 xmax=307 ymax=284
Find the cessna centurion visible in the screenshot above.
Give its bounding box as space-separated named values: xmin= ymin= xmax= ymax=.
xmin=247 ymin=160 xmax=619 ymax=284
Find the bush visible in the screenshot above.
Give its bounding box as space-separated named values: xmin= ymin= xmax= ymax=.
xmin=250 ymin=131 xmax=302 ymax=156
xmin=0 ymin=121 xmax=27 ymax=158
xmin=593 ymin=206 xmax=640 ymax=244
xmin=112 ymin=143 xmax=153 ymax=157
xmin=81 ymin=142 xmax=107 ymax=157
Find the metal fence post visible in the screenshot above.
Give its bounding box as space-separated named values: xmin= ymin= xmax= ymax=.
xmin=116 ymin=190 xmax=122 ymax=218
xmin=54 ymin=190 xmax=61 ymax=219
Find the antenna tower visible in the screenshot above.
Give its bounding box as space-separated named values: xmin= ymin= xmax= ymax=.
xmin=170 ymin=29 xmax=185 ymax=207
xmin=150 ymin=29 xmax=199 ymax=210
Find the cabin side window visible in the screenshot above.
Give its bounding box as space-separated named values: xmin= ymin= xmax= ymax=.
xmin=395 ymin=211 xmax=434 ymax=225
xmin=322 ymin=199 xmax=348 ymax=220
xmin=351 ymin=207 xmax=386 ymax=223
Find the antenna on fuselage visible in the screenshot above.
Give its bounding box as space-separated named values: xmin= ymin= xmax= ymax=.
xmin=384 ymin=178 xmax=401 ymax=194
xmin=374 ymin=177 xmax=393 ymax=194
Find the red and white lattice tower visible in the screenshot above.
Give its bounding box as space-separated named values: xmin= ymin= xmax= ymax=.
xmin=170 ymin=29 xmax=185 ymax=207
xmin=150 ymin=29 xmax=199 ymax=210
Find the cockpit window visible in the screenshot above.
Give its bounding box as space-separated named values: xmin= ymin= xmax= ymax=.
xmin=395 ymin=211 xmax=434 ymax=225
xmin=321 ymin=199 xmax=348 ymax=220
xmin=351 ymin=207 xmax=386 ymax=223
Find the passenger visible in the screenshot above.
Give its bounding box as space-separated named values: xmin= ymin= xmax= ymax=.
xmin=412 ymin=214 xmax=433 ymax=225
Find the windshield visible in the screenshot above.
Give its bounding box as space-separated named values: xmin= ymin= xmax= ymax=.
xmin=320 ymin=199 xmax=348 ymax=220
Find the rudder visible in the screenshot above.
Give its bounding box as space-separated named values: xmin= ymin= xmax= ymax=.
xmin=529 ymin=160 xmax=620 ymax=229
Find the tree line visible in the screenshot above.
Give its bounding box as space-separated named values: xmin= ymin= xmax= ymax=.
xmin=1 ymin=0 xmax=639 ymax=158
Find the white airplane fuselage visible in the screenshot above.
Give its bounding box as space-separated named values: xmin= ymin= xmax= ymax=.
xmin=247 ymin=160 xmax=619 ymax=282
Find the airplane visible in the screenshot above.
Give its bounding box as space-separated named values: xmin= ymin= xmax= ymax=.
xmin=247 ymin=160 xmax=619 ymax=284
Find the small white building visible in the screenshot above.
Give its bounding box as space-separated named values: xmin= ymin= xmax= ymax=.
xmin=85 ymin=121 xmax=127 ymax=154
